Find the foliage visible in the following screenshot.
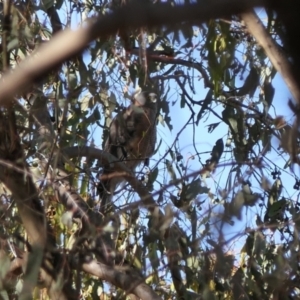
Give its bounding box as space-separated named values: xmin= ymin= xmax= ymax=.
xmin=0 ymin=0 xmax=300 ymax=299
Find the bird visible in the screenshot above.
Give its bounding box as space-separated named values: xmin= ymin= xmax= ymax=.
xmin=98 ymin=90 xmax=158 ymax=213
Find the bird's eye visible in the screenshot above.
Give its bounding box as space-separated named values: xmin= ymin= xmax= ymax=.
xmin=148 ymin=93 xmax=157 ymax=103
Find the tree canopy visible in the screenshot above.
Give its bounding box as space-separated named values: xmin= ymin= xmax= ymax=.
xmin=1 ymin=0 xmax=300 ymax=299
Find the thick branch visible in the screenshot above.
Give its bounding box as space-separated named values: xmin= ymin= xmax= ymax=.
xmin=0 ymin=112 xmax=74 ymax=298
xmin=147 ymin=55 xmax=212 ymax=89
xmin=240 ymin=10 xmax=300 ymax=102
xmin=81 ymin=259 xmax=162 ymax=300
xmin=0 ymin=0 xmax=265 ymax=106
xmin=0 ymin=113 xmax=47 ymax=247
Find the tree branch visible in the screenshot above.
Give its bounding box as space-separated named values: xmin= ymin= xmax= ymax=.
xmin=5 ymin=254 xmax=162 ymax=300
xmin=81 ymin=259 xmax=162 ymax=300
xmin=62 ymin=146 xmax=156 ymax=209
xmin=0 ymin=0 xmax=266 ymax=107
xmin=240 ymin=9 xmax=300 ymax=102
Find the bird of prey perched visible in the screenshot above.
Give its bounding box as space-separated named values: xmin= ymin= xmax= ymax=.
xmin=98 ymin=91 xmax=158 ymax=213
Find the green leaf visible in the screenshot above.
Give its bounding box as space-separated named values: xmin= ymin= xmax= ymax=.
xmin=222 ymin=106 xmax=238 ymax=134
xmin=237 ymin=67 xmax=259 ymax=97
xmin=129 ymin=64 xmax=137 ymax=83
xmin=0 ymin=253 xmax=10 ymax=279
xmin=241 ymin=232 xmax=254 ymax=256
xmin=265 ymin=198 xmax=287 ymax=219
xmin=55 ymin=0 xmax=64 ymax=9
xmin=80 ymin=173 xmax=89 ymax=195
xmin=93 ymin=107 xmax=101 ymax=120
xmin=149 ymin=242 xmax=160 ymax=269
xmin=166 ymin=159 xmax=177 ymax=182
xmin=7 ymin=38 xmax=19 ymax=52
xmin=229 ymin=191 xmax=244 ymax=220
xmin=180 ymin=179 xmax=209 ymax=203
xmin=160 ymin=93 xmax=173 ymax=131
xmin=19 ymin=246 xmax=44 ymax=300
xmin=61 ymin=211 xmax=73 ymax=229
xmin=0 ymin=290 xmax=9 ymax=300
xmin=263 ymin=80 xmax=275 ymax=113
xmin=268 ymin=178 xmax=282 ymax=205
xmin=203 ymin=287 xmax=216 ymax=300
xmin=242 ymin=183 xmax=260 ymax=206
xmin=210 ymin=138 xmax=224 ymax=163
xmin=196 ymin=89 xmax=213 ymax=125
xmin=207 ymin=122 xmax=221 ymax=133
xmin=67 ymin=70 xmax=77 ymax=90
xmin=148 ymin=167 xmax=159 ymax=184
xmin=253 ymin=232 xmax=266 ymax=258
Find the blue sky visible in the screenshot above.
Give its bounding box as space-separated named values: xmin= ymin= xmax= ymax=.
xmin=35 ymin=0 xmax=299 ymax=262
